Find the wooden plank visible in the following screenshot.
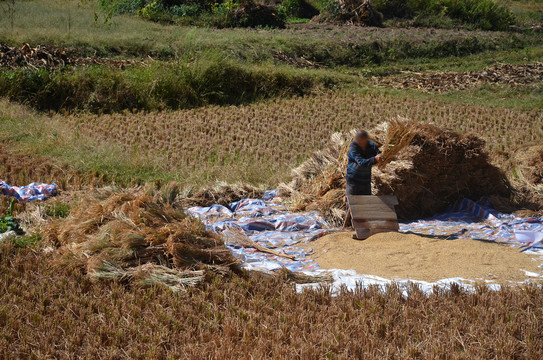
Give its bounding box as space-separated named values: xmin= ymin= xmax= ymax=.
xmin=351 ymin=211 xmax=397 ymax=222
xmin=354 ymin=227 xmax=371 ymax=240
xmin=347 ymin=195 xmax=398 ymax=207
xmin=350 ymin=203 xmax=396 ymax=214
xmin=352 ymin=219 xmax=399 ymax=231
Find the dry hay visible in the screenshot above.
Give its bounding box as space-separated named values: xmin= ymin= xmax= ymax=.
xmin=181 ymin=181 xmax=266 ymax=208
xmin=0 ymin=42 xmax=138 ymax=70
xmin=374 ymin=63 xmax=543 ymax=92
xmin=376 ymin=117 xmax=416 ymax=170
xmin=43 ymin=187 xmax=240 ymax=291
xmin=318 ymin=0 xmax=383 ymax=26
xmin=506 ymin=144 xmax=543 ymax=212
xmin=280 ymin=121 xmax=511 ymax=225
xmin=229 ymin=1 xmax=285 ymax=28
xmin=0 ymin=144 xmax=105 ymax=190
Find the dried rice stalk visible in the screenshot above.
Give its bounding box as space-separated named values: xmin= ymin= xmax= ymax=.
xmin=88 ymin=260 xmax=205 ymax=292
xmin=280 ymin=268 xmax=333 ymax=284
xmin=180 ymin=181 xmax=266 ymax=208
xmin=45 ymin=188 xmax=240 ymax=290
xmin=223 ymin=228 xmax=296 ymax=260
xmin=377 ymin=117 xmax=416 ymax=170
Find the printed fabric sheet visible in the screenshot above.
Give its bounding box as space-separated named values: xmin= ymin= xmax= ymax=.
xmin=0 ymin=180 xmax=58 ymax=202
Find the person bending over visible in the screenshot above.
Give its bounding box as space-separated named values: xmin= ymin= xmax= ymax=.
xmin=346 ymin=129 xmax=382 ymax=200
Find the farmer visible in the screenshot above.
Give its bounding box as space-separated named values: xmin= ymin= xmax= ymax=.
xmin=344 ymin=130 xmax=381 ymax=227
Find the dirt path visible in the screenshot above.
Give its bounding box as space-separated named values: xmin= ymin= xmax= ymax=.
xmin=308 ymin=232 xmax=543 ymax=282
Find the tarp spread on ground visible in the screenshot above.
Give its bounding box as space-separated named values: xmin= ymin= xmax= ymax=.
xmin=0 ymin=180 xmax=58 ymax=201
xmin=188 ymin=193 xmax=543 ymax=289
xmin=188 ymin=191 xmax=329 ymax=272
xmin=401 ymin=198 xmax=543 ymax=254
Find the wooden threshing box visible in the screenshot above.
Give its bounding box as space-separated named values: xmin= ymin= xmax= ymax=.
xmin=347 ymin=195 xmax=399 ymax=240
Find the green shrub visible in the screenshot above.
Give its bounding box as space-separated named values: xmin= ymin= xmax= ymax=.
xmin=372 ymin=0 xmax=515 ymax=30
xmin=170 ymin=3 xmax=204 ymax=16
xmin=138 ymin=0 xmax=168 ymax=20
xmin=0 ymin=200 xmax=22 ymax=235
xmin=45 ymin=202 xmax=70 ymax=219
xmin=0 ymin=59 xmax=316 ymax=112
xmin=11 ymin=234 xmax=41 ymax=248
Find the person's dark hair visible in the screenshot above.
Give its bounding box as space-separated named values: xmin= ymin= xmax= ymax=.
xmin=355 ymin=130 xmax=369 ymax=140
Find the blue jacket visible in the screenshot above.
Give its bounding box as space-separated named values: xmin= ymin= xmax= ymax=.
xmin=346 ymin=140 xmax=381 ymax=184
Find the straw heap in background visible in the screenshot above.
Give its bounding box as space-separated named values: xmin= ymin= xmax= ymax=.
xmin=279 ymin=120 xmax=511 ymax=226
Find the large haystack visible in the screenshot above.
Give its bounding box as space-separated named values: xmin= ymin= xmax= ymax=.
xmin=280 ymin=122 xmax=511 ymax=225
xmin=44 ymin=187 xmax=239 ymax=291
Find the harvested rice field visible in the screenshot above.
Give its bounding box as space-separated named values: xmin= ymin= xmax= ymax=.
xmin=1 ymin=0 xmax=543 ymax=357
xmin=309 ymin=232 xmax=543 ymax=282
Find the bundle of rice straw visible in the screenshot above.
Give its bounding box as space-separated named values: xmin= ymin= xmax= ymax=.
xmin=502 ymin=144 xmax=543 ymax=213
xmin=377 ymin=117 xmax=416 ymax=170
xmin=44 ymin=186 xmax=240 ymax=290
xmin=181 ymin=181 xmax=266 ymax=207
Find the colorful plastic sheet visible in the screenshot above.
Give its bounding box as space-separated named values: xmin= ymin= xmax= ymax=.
xmin=0 ymin=180 xmax=58 ymax=202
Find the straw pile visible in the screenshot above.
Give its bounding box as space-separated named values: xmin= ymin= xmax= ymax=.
xmin=507 ymin=144 xmax=543 ymax=212
xmin=0 ymin=42 xmax=136 ymax=70
xmin=44 ymin=187 xmax=240 ymax=291
xmin=377 ymin=117 xmax=416 ymax=170
xmin=280 ymin=121 xmax=511 ymax=224
xmin=319 ymin=0 xmax=383 ymax=26
xmin=228 ymin=1 xmax=285 ymax=28
xmin=181 ymin=181 xmax=265 ymax=208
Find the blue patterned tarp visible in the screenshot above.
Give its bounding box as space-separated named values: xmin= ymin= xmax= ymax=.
xmin=0 ymin=180 xmax=58 ymax=202
xmin=188 ymin=193 xmax=543 ymax=288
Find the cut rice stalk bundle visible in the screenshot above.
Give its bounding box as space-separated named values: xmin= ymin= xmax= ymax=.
xmin=280 ymin=268 xmax=334 ymax=284
xmin=44 ymin=187 xmax=240 ymax=290
xmin=222 ymin=228 xmax=296 ymax=260
xmin=88 ymin=261 xmax=205 ymax=292
xmin=377 ymin=117 xmax=416 ymax=170
xmin=180 ymin=181 xmax=266 ymax=208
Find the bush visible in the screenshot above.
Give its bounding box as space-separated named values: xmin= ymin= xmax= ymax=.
xmin=100 ymin=0 xmax=212 ymax=19
xmin=0 ymin=60 xmax=315 ymax=112
xmin=372 ymin=0 xmax=515 ymax=30
xmin=228 ymin=1 xmax=286 ymax=28
xmin=278 ymin=0 xmax=319 ymax=19
xmin=170 ymin=3 xmax=204 ymax=16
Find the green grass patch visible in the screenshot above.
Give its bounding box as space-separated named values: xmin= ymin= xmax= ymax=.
xmin=372 ymin=0 xmax=516 ymax=30
xmin=0 ymin=200 xmax=22 ymax=235
xmin=0 ymin=58 xmax=320 ymax=112
xmin=45 ymin=202 xmax=71 ymax=219
xmin=11 ymin=234 xmax=42 ymax=248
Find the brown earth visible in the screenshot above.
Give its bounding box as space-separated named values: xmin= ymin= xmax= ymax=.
xmin=308 ymin=231 xmax=543 ymax=282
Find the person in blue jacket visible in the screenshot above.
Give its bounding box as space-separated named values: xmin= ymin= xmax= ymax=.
xmin=346 ymin=130 xmax=382 ymax=198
